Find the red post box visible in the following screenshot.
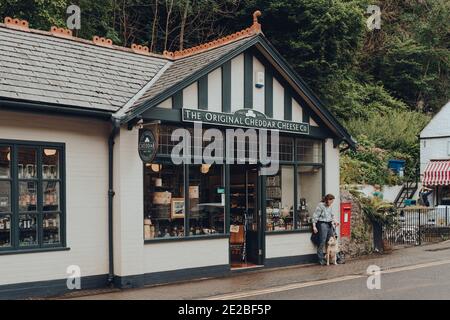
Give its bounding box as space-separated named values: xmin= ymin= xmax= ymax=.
xmin=340 ymin=202 xmax=352 ymax=238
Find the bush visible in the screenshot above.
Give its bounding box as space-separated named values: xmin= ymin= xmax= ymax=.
xmin=340 ymin=110 xmax=431 ymax=185
xmin=340 ymin=135 xmax=407 ymax=185
xmin=349 ymin=189 xmax=397 ymax=227
xmin=344 ymin=110 xmax=430 ymax=155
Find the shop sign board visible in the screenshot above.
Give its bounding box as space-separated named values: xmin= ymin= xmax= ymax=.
xmin=182 ymin=108 xmax=309 ymax=135
xmin=138 ymin=129 xmax=157 ymax=163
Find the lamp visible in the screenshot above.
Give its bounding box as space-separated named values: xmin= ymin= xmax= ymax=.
xmin=200 ymin=164 xmax=211 ymax=174
xmin=6 ymin=152 xmax=10 ymax=161
xmin=151 ymin=164 xmax=162 ymax=172
xmin=146 ymin=163 xmax=162 ymax=172
xmin=44 ymin=149 xmax=57 ymax=156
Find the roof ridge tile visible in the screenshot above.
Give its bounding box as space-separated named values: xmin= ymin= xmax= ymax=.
xmin=163 ymin=10 xmax=262 ymax=60
xmin=1 ymin=17 xmax=168 ymax=60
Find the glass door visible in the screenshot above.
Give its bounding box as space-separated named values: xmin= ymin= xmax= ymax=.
xmin=230 ymin=165 xmax=263 ymax=267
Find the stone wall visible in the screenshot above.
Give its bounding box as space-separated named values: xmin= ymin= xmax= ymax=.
xmin=339 ymin=189 xmax=374 ymax=257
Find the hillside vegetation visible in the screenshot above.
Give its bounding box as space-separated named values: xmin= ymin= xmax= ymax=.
xmin=2 ymin=0 xmax=448 ymax=184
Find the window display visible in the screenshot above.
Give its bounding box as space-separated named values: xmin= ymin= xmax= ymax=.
xmin=297 ymin=166 xmax=323 ymax=229
xmin=18 ymin=147 xmax=37 ymax=179
xmin=266 ymin=166 xmax=294 ymax=231
xmin=19 ymin=214 xmax=38 ymax=246
xmin=296 ymin=139 xmax=322 ymax=163
xmin=0 ymin=181 xmax=11 ymax=213
xmin=0 ymin=143 xmax=64 ymax=251
xmin=43 ymin=213 xmax=61 ymax=245
xmin=0 ymin=215 xmax=11 ymax=247
xmin=188 ymin=164 xmax=225 ymax=236
xmin=0 ymin=146 xmax=10 ymax=179
xmin=144 ymin=163 xmax=185 ymax=239
xmin=143 ymin=126 xmax=326 ymax=238
xmin=19 ymin=181 xmax=37 ymax=212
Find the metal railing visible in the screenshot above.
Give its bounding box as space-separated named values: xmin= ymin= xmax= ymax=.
xmin=383 ymin=207 xmax=450 ymax=247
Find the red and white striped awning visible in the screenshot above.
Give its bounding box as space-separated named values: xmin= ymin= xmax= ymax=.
xmin=423 ymin=160 xmax=450 ymax=186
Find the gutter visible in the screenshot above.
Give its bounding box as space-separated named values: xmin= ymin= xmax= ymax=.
xmin=107 ymin=117 xmax=121 ymax=286
xmin=0 ymin=98 xmax=113 ymax=120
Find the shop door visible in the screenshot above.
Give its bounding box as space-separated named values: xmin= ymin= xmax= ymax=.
xmin=230 ymin=165 xmax=263 ymax=267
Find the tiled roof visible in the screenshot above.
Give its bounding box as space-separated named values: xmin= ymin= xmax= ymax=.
xmin=0 ymin=11 xmax=262 ymax=115
xmin=131 ymin=36 xmax=256 ymax=112
xmin=0 ymin=24 xmax=168 ymax=112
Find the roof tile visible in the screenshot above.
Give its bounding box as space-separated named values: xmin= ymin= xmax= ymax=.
xmin=0 ymin=25 xmax=168 ymax=112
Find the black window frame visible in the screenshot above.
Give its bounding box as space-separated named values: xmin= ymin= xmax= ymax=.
xmin=0 ymin=139 xmax=66 ymax=253
xmin=144 ymin=124 xmax=326 ymax=242
xmin=265 ymin=135 xmax=325 ymax=234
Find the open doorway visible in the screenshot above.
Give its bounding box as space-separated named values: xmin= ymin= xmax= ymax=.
xmin=229 ymin=165 xmax=263 ymax=269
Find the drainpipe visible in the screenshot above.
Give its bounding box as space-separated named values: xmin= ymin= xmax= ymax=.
xmin=108 ymin=117 xmax=120 ymax=286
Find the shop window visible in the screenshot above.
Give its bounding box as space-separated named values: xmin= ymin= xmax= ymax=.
xmin=0 ymin=142 xmax=65 ymax=252
xmin=296 ymin=139 xmax=323 ymax=163
xmin=144 ymin=163 xmax=185 ymax=239
xmin=269 ymin=136 xmax=294 ymax=162
xmin=0 ymin=146 xmax=11 ymax=248
xmin=297 ymin=165 xmax=323 ymax=229
xmin=439 ymin=187 xmax=450 ymax=206
xmin=158 ymin=126 xmax=185 ymax=156
xmin=188 ymin=164 xmax=225 ymax=236
xmin=266 ymin=165 xmax=294 ymax=232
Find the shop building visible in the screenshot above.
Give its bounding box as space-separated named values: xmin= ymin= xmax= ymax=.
xmin=420 ymin=101 xmax=450 ymax=205
xmin=0 ymin=13 xmax=355 ymax=298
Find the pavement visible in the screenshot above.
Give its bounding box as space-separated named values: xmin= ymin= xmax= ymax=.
xmin=59 ymin=241 xmax=450 ymax=300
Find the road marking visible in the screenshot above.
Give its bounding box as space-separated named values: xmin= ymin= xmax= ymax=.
xmin=380 ymin=259 xmax=450 ymax=274
xmin=204 ymin=259 xmax=450 ymax=300
xmin=204 ymin=275 xmax=363 ymax=300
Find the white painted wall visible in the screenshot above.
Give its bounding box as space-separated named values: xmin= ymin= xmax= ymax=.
xmin=113 ymin=127 xmax=145 ymax=277
xmin=183 ymin=82 xmax=198 ymax=110
xmin=272 ymin=78 xmax=284 ymax=120
xmin=420 ymin=137 xmax=450 ymax=175
xmin=266 ymin=233 xmax=316 ymax=258
xmin=420 ymin=101 xmax=450 ymax=138
xmin=231 ymin=54 xmax=244 ymax=112
xmin=356 ymin=184 xmax=403 ymax=203
xmin=253 ymin=57 xmax=265 ymax=114
xmin=208 ymin=68 xmax=222 ymax=112
xmin=292 ymin=98 xmax=303 ymax=122
xmin=143 ymin=238 xmax=229 ymax=273
xmin=0 ymin=110 xmax=109 ymax=286
xmin=157 ymin=98 xmax=172 ymax=109
xmin=310 ymin=118 xmax=319 ymax=127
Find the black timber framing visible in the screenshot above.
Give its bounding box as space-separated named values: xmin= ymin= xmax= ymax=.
xmin=244 ymin=51 xmax=253 ymax=109
xmin=222 ymin=61 xmax=232 ymax=113
xmin=264 ymin=70 xmax=273 ymax=118
xmin=198 ymin=75 xmax=208 ymax=110
xmin=126 ymin=35 xmax=355 ymax=148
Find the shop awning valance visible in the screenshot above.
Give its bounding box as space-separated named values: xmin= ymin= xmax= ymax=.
xmin=423 ymin=160 xmax=450 ymax=186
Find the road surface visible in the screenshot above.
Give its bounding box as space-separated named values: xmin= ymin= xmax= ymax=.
xmin=61 ymin=241 xmax=450 ymax=300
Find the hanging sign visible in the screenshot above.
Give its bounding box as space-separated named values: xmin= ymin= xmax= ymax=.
xmin=182 ymin=108 xmax=309 ymax=134
xmin=138 ymin=129 xmax=157 ymax=163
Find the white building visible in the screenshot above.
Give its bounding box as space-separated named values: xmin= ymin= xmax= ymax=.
xmin=420 ymin=101 xmax=450 ymax=206
xmin=0 ymin=13 xmax=355 ymax=298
